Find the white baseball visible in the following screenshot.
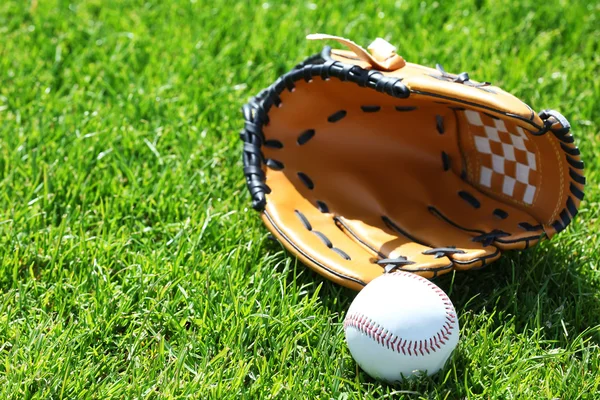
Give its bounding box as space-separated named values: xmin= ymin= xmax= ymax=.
xmin=344 ymin=271 xmax=459 ymax=382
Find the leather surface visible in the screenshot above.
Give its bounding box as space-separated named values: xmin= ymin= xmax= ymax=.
xmin=244 ymin=46 xmax=584 ymax=291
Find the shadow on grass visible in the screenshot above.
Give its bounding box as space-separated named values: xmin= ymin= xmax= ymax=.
xmin=444 ymin=241 xmax=600 ymax=340
xmin=266 ymin=234 xmax=599 ymax=335
xmin=262 ymin=234 xmax=599 ymax=393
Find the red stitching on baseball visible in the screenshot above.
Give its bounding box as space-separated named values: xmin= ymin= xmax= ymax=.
xmin=344 ymin=271 xmax=456 ymax=356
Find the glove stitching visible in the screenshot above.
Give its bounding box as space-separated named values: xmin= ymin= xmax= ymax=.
xmin=361 ymin=105 xmax=381 ymax=113
xmin=421 ymin=248 xmax=466 ymax=259
xmin=343 ymin=271 xmax=456 ymax=357
xmin=569 ymin=184 xmax=584 ymax=201
xmin=565 ymin=197 xmax=578 ymax=218
xmin=560 ymin=142 xmax=580 ymax=156
xmin=265 ymin=159 xmax=284 ymax=171
xmin=395 ymin=106 xmax=417 ymax=112
xmin=264 ymin=211 xmax=365 ymax=286
xmin=294 ymin=210 xmax=351 ymax=261
xmin=547 ymin=136 xmax=563 ymax=226
xmin=428 ymin=206 xmax=542 ymax=247
xmin=297 ymin=129 xmax=315 ymax=145
xmin=566 ymin=155 xmax=584 ymax=169
xmin=297 ymin=172 xmax=314 ymax=190
xmin=457 ymin=191 xmax=481 ymax=209
xmin=493 ymin=209 xmax=509 ymax=219
xmin=336 ymin=217 xmax=454 ymax=276
xmin=434 ymin=64 xmax=494 ymax=92
xmin=436 ymin=115 xmax=445 ymax=134
xmin=544 ymin=115 xmax=584 ymax=233
xmin=315 ymin=200 xmax=329 ymax=213
xmin=569 ymin=169 xmax=585 ymax=185
xmin=441 ymin=151 xmax=451 ymax=171
xmin=328 ymin=110 xmax=347 ymax=123
xmin=518 ymin=222 xmax=543 ymax=232
xmin=264 ymin=139 xmax=283 ymax=149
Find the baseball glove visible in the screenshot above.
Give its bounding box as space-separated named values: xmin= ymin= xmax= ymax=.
xmin=240 ymin=34 xmax=585 ymax=291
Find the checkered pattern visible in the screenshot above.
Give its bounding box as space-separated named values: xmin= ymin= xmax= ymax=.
xmin=464 ymin=110 xmax=539 ymax=205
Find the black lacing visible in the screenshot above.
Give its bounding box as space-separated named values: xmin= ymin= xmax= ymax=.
xmin=532 ymin=109 xmax=572 ymax=137
xmin=472 ymin=230 xmax=511 ymax=247
xmin=377 ymin=257 xmax=415 ymax=273
xmin=434 ymin=64 xmax=492 ymax=90
xmin=422 ymin=247 xmax=466 ymax=259
xmin=240 ymin=48 xmax=410 ymax=211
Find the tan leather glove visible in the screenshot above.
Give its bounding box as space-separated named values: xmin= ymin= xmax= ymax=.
xmin=240 ymin=34 xmax=585 ymax=291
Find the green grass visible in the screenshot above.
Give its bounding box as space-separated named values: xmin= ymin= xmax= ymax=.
xmin=0 ymin=0 xmax=599 ymax=398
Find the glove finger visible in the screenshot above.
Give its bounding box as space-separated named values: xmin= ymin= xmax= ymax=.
xmin=262 ymin=160 xmax=503 ymax=277
xmin=336 ymin=211 xmax=500 ymax=273
xmin=334 ymin=215 xmax=454 ymax=278
xmin=263 ymin=171 xmax=384 ymax=290
xmin=424 ymin=169 xmax=545 ymax=251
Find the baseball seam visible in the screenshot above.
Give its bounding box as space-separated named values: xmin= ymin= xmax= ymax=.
xmin=343 ymin=271 xmax=457 ymax=356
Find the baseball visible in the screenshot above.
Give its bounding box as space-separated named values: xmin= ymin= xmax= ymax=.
xmin=344 ymin=271 xmax=459 ymax=382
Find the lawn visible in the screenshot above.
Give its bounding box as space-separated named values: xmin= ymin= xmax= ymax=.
xmin=0 ymin=0 xmax=599 ymax=398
